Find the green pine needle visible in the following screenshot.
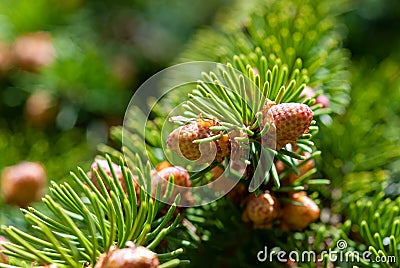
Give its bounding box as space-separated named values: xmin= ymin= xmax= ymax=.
xmin=1 ymin=155 xmax=184 ymax=267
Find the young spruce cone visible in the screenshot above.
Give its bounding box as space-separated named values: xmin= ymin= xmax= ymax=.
xmin=167 ymin=118 xmax=230 ymax=163
xmin=152 ymin=166 xmax=191 ymax=188
xmin=151 ymin=166 xmax=194 ymax=207
xmin=262 ymin=103 xmax=313 ymax=150
xmin=279 ymin=191 xmax=320 ymax=231
xmin=0 ymin=162 xmax=47 ymax=207
xmin=95 ymin=242 xmax=159 ymax=268
xmin=242 ymin=191 xmax=280 ymax=229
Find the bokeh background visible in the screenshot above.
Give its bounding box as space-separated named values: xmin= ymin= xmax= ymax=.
xmin=0 ymin=0 xmax=233 ymax=179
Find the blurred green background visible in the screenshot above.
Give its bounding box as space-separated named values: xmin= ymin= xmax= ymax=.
xmin=0 ymin=0 xmax=233 ymax=180
xmin=0 ymin=0 xmax=399 ymax=255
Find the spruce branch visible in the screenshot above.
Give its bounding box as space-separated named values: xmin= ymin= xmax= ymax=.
xmin=95 ymin=1 xmax=352 ymax=263
xmin=169 ymin=60 xmax=320 ymax=192
xmin=0 ymin=155 xmax=187 ymax=267
xmin=335 ymin=171 xmax=400 ymax=268
xmin=179 ymin=0 xmax=350 ymax=115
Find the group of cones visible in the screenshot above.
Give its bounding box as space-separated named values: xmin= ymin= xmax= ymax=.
xmin=165 ymin=100 xmax=320 ymax=231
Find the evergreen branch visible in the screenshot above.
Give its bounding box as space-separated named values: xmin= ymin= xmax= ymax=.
xmin=179 ymin=0 xmax=350 ymax=114
xmin=1 ymin=155 xmax=184 ymax=266
xmin=338 ymin=172 xmax=400 ymax=267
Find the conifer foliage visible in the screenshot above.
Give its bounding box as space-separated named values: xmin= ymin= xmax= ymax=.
xmin=1 ymin=0 xmax=399 ymax=267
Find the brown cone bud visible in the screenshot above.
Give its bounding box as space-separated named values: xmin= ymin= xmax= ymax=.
xmin=262 ymin=103 xmax=313 ymax=150
xmin=1 ymin=162 xmax=47 ymax=207
xmin=279 ymin=192 xmax=320 ymax=231
xmin=95 ymin=244 xmax=159 ymax=268
xmin=151 ymin=166 xmax=194 ymax=207
xmin=167 ymin=118 xmax=230 ymax=163
xmin=242 ymin=191 xmax=279 ymax=229
xmin=153 ymin=166 xmax=191 ymax=187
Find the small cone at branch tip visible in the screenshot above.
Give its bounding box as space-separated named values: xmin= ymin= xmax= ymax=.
xmin=152 ymin=166 xmax=191 ymax=187
xmin=1 ymin=162 xmax=47 ymax=207
xmin=262 ymin=103 xmax=313 ymax=150
xmin=279 ymin=191 xmax=320 ymax=231
xmin=90 ymin=159 xmax=140 ymax=203
xmin=0 ymin=236 xmax=10 ymax=264
xmin=166 ymin=118 xmax=230 ymax=163
xmin=151 ymin=166 xmax=194 ymax=207
xmin=95 ymin=243 xmax=159 ymax=268
xmin=242 ymin=191 xmax=280 ymax=229
xmin=13 ymin=32 xmax=56 ymax=72
xmin=167 ymin=122 xmax=208 ymax=160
